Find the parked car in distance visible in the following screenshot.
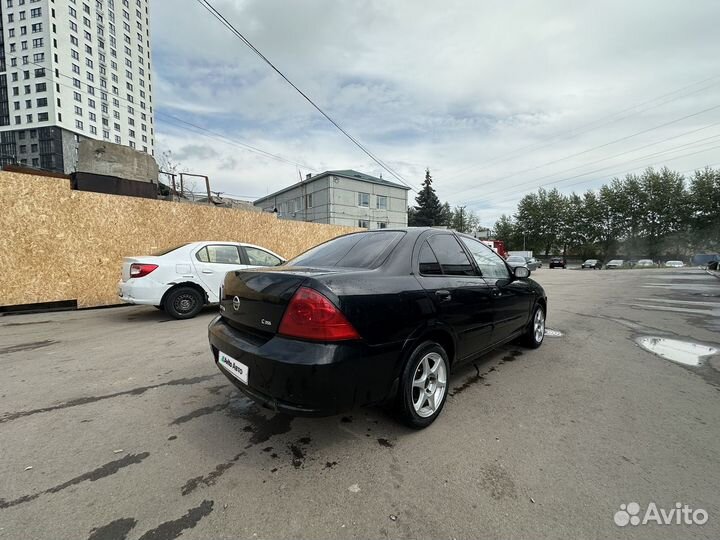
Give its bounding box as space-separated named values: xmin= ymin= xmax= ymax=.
xmin=664 ymin=260 xmax=685 ymax=268
xmin=549 ymin=256 xmax=566 ymax=269
xmin=506 ymin=255 xmax=531 ymax=272
xmin=118 ymin=241 xmax=286 ymax=319
xmin=581 ymin=259 xmax=602 ymax=269
xmin=605 ymin=259 xmax=625 ymax=269
xmin=209 ymin=228 xmax=547 ymax=428
xmin=525 ymin=257 xmax=541 ymax=271
xmin=636 ymin=259 xmax=656 ymax=268
xmin=691 ymin=253 xmax=720 ymax=268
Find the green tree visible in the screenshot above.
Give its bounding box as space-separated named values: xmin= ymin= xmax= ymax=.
xmin=451 ymin=206 xmax=480 ymax=233
xmin=688 ymin=167 xmax=720 ymax=251
xmin=409 ymin=169 xmax=443 ymax=226
xmin=637 ymin=167 xmax=687 ymax=258
xmin=493 ymin=214 xmax=517 ymax=248
xmin=439 ymin=202 xmax=453 ymax=228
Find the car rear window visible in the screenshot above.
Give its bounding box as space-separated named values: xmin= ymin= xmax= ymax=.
xmin=152 ymin=243 xmax=190 ymax=256
xmin=288 ymin=231 xmax=404 ymax=269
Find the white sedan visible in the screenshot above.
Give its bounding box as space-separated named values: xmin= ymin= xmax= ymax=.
xmin=118 ymin=241 xmax=286 ymax=319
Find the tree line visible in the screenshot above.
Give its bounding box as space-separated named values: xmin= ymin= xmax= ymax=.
xmin=493 ymin=167 xmax=720 ymax=259
xmin=408 ymin=169 xmax=481 ymax=233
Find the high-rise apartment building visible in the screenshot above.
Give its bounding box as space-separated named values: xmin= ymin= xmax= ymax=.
xmin=0 ymin=0 xmax=153 ymax=173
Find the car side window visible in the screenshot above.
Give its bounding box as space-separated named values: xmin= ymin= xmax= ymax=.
xmin=427 ymin=235 xmax=475 ymax=276
xmin=196 ymin=247 xmax=210 ymax=263
xmin=460 ymin=237 xmax=510 ymax=279
xmin=245 ymin=246 xmax=282 ymax=267
xmin=419 ymin=241 xmax=442 ymax=275
xmin=196 ymin=245 xmax=242 ymax=264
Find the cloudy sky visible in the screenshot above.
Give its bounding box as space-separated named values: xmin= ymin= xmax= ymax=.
xmin=151 ymin=0 xmax=720 ymax=226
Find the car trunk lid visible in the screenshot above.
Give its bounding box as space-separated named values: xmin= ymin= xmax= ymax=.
xmin=220 ymin=267 xmax=346 ymax=335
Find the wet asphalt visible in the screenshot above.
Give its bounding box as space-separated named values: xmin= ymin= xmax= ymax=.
xmin=0 ymin=268 xmax=719 ymax=539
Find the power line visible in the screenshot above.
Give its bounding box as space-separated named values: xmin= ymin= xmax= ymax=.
xmin=449 ymin=102 xmax=720 ymax=200
xmin=468 ymin=126 xmax=720 ymax=201
xmin=194 ymin=0 xmax=418 ymax=192
xmin=473 ymin=141 xmax=720 ymax=208
xmin=444 ymin=73 xmax=720 ymax=181
xmin=16 ymin=55 xmax=318 ymax=172
xmin=156 ymin=112 xmax=318 ymax=171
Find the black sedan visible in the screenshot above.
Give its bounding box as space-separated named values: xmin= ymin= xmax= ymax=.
xmin=581 ymin=259 xmax=602 ymax=269
xmin=549 ymin=257 xmax=566 ymax=269
xmin=208 ymin=228 xmax=547 ymax=428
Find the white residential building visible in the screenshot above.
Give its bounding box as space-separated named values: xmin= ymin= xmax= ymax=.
xmin=0 ymin=0 xmax=154 ymax=173
xmin=254 ymin=170 xmax=411 ymax=229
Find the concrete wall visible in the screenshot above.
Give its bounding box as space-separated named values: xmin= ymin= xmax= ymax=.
xmin=76 ymin=139 xmax=159 ymax=183
xmin=0 ymin=172 xmax=358 ymax=308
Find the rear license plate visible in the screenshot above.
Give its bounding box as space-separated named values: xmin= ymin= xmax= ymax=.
xmin=218 ymin=351 xmax=249 ymax=385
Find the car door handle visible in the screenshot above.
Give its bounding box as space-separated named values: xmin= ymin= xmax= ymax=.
xmin=201 ymin=269 xmax=214 ymax=274
xmin=435 ymin=290 xmax=452 ymax=302
xmin=491 ymin=287 xmax=502 ymax=297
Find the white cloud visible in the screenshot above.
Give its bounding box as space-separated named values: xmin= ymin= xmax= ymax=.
xmin=151 ymin=0 xmax=720 ymax=226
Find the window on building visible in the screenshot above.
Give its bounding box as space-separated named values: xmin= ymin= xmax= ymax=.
xmin=31 ymin=143 xmax=37 ymax=152
xmin=358 ymin=219 xmax=369 ymax=229
xmin=30 ymin=7 xmax=40 ymax=17
xmin=376 ymin=195 xmax=388 ymax=210
xmin=37 ymin=112 xmax=48 ymax=121
xmin=305 ymin=193 xmax=313 ymax=208
xmin=76 ymin=119 xmax=83 ymax=129
xmin=378 ymin=222 xmax=388 ymax=229
xmin=31 ymin=157 xmax=39 ymax=167
xmin=35 ymin=82 xmax=46 ymax=92
xmin=358 ymin=192 xmax=370 ymax=207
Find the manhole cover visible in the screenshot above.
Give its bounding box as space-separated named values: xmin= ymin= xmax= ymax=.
xmin=544 ymin=329 xmax=563 ymax=337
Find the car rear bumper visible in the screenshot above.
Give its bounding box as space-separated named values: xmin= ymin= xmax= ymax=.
xmin=208 ymin=316 xmax=402 ymax=416
xmin=117 ymin=279 xmax=166 ymax=306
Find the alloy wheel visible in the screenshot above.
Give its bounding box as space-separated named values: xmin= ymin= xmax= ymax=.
xmin=412 ymin=352 xmax=447 ymax=418
xmin=534 ymin=308 xmax=545 ymax=343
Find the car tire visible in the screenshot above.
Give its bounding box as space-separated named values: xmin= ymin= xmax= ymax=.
xmin=396 ymin=341 xmax=449 ymax=429
xmin=521 ymin=304 xmax=545 ymax=349
xmin=164 ymin=286 xmax=204 ymax=319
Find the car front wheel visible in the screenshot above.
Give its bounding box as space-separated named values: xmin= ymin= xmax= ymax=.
xmin=164 ymin=286 xmax=204 ymax=319
xmin=396 ymin=341 xmax=449 ymax=429
xmin=521 ymin=305 xmax=545 ymax=349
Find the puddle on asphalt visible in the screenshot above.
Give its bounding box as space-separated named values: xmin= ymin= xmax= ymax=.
xmin=636 ymin=336 xmax=718 ymax=366
xmin=544 ymin=329 xmax=563 ymax=337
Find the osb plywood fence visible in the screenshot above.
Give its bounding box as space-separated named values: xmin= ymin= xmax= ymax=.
xmin=0 ymin=172 xmax=358 ymax=308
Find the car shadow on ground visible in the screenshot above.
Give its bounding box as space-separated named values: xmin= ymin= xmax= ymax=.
xmin=101 ymin=304 xmax=219 ymax=323
xmin=164 ymin=344 xmax=522 ymax=482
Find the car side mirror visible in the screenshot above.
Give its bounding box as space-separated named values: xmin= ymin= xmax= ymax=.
xmin=514 ymin=266 xmax=530 ymax=279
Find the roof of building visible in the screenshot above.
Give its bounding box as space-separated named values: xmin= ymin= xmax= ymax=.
xmin=254 ymin=169 xmax=411 ymax=204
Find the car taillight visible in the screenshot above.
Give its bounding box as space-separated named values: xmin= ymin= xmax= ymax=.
xmin=129 ymin=263 xmax=158 ymax=278
xmin=278 ymin=287 xmax=360 ymax=341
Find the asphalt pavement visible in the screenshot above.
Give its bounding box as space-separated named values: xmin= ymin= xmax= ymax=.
xmin=1 ymin=267 xmax=718 ymax=539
